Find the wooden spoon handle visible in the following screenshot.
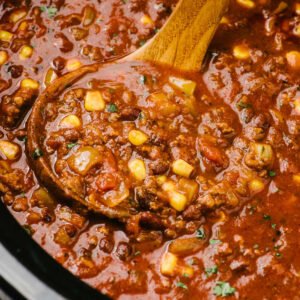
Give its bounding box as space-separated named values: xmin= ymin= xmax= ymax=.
xmin=126 ymin=0 xmax=229 ymax=71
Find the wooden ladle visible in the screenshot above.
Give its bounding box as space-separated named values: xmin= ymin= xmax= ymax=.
xmin=27 ymin=0 xmax=229 ymax=223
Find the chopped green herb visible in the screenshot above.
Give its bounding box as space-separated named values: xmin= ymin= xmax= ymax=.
xmin=22 ymin=136 xmax=28 ymax=143
xmin=209 ymin=239 xmax=222 ymax=245
xmin=107 ymin=104 xmax=118 ymax=113
xmin=271 ymin=224 xmax=277 ymax=229
xmin=19 ymin=192 xmax=25 ymax=197
xmin=138 ymin=112 xmax=147 ymax=120
xmin=182 ymin=273 xmax=190 ymax=278
xmin=212 ymin=281 xmax=236 ymax=297
xmin=23 ymin=225 xmax=32 ymax=236
xmin=254 ymin=244 xmax=259 ymax=249
xmin=139 ymin=75 xmax=147 ymax=84
xmin=134 ymin=251 xmax=141 ymax=256
xmin=268 ymin=170 xmax=276 ymax=177
xmin=67 ymin=142 xmax=77 ymax=149
xmin=154 ymin=27 xmax=159 ymax=33
xmin=113 ymin=33 xmax=118 ymax=38
xmin=139 ymin=40 xmax=146 ymax=47
xmin=275 ymin=252 xmax=282 ymax=257
xmin=109 ymin=89 xmax=115 ymax=94
xmin=33 ymin=149 xmax=43 ymax=160
xmin=30 ymin=44 xmax=35 ymax=48
xmin=205 ymin=265 xmax=218 ymax=276
xmin=188 ymin=259 xmax=194 ymax=266
xmin=238 ymin=101 xmax=252 ymax=109
xmin=197 ymin=226 xmax=205 ymax=240
xmin=176 ymin=282 xmax=188 ymax=290
xmin=263 ymin=214 xmax=271 ymax=220
xmin=39 ymin=7 xmax=58 ymax=18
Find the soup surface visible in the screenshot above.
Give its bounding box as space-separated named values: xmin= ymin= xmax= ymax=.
xmin=1 ymin=0 xmax=300 ymax=299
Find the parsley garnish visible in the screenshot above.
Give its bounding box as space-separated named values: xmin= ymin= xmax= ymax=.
xmin=23 ymin=136 xmax=28 ymax=143
xmin=271 ymin=224 xmax=277 ymax=229
xmin=254 ymin=244 xmax=259 ymax=249
xmin=23 ymin=225 xmax=33 ymax=236
xmin=39 ymin=7 xmax=58 ymax=18
xmin=209 ymin=239 xmax=222 ymax=245
xmin=139 ymin=40 xmax=146 ymax=47
xmin=33 ymin=149 xmax=43 ymax=160
xmin=139 ymin=75 xmax=147 ymax=84
xmin=67 ymin=142 xmax=77 ymax=149
xmin=188 ymin=259 xmax=194 ymax=266
xmin=107 ymin=104 xmax=118 ymax=113
xmin=134 ymin=251 xmax=141 ymax=256
xmin=268 ymin=170 xmax=276 ymax=177
xmin=238 ymin=101 xmax=252 ymax=109
xmin=213 ymin=281 xmax=236 ymax=297
xmin=197 ymin=226 xmax=205 ymax=240
xmin=205 ymin=265 xmax=218 ymax=276
xmin=176 ymin=282 xmax=188 ymax=290
xmin=263 ymin=214 xmax=271 ymax=220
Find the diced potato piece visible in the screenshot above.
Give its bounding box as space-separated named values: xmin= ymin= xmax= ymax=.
xmin=66 ymin=59 xmax=82 ymax=71
xmin=178 ymin=178 xmax=198 ymax=201
xmin=273 ymin=1 xmax=288 ymax=14
xmin=169 ymin=190 xmax=187 ymax=211
xmin=169 ymin=76 xmax=196 ymax=96
xmin=233 ymin=44 xmax=250 ymax=60
xmin=20 ymin=46 xmax=33 ymax=59
xmin=179 ymin=266 xmax=194 ymax=278
xmin=101 ymin=183 xmax=129 ymax=207
xmin=249 ymin=179 xmax=265 ymax=193
xmin=169 ymin=237 xmax=204 ymax=255
xmin=60 ymin=115 xmax=81 ymax=128
xmin=21 ymin=78 xmax=39 ymax=89
xmin=84 ymin=90 xmax=105 ymax=111
xmin=45 ymin=68 xmax=58 ymax=87
xmin=68 ymin=146 xmax=101 ymax=175
xmin=160 ymin=253 xmax=178 ymax=276
xmin=0 ymin=30 xmax=13 ymax=41
xmin=156 ymin=175 xmax=167 ymax=185
xmin=128 ymin=159 xmax=147 ymax=181
xmin=295 ymin=3 xmax=300 ymax=15
xmin=293 ymin=173 xmax=300 ymax=183
xmin=9 ymin=9 xmax=27 ymax=23
xmin=237 ymin=0 xmax=255 ymax=9
xmin=0 ymin=50 xmax=8 ymax=66
xmin=0 ymin=141 xmax=20 ymax=160
xmin=57 ymin=206 xmax=86 ymax=228
xmin=286 ymin=51 xmax=300 ymax=70
xmin=149 ymin=93 xmax=179 ymax=116
xmin=245 ymin=142 xmax=274 ymax=170
xmin=141 ymin=15 xmax=154 ymax=25
xmin=83 ymin=6 xmax=96 ymax=26
xmin=172 ymin=159 xmax=194 ymax=178
xmin=128 ymin=130 xmax=148 ymax=146
xmin=32 ymin=188 xmax=55 ymax=208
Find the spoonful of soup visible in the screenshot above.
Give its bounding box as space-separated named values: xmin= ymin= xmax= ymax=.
xmin=27 ymin=0 xmax=229 ymax=231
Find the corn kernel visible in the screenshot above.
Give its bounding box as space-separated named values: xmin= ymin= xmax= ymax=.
xmin=156 ymin=175 xmax=167 ymax=185
xmin=169 ymin=190 xmax=187 ymax=211
xmin=162 ymin=181 xmax=176 ymax=192
xmin=273 ymin=1 xmax=288 ymax=14
xmin=220 ymin=16 xmax=230 ymax=24
xmin=293 ymin=173 xmax=300 ymax=183
xmin=0 ymin=141 xmax=20 ymax=160
xmin=169 ymin=76 xmax=196 ymax=96
xmin=20 ymin=46 xmax=33 ymax=59
xmin=141 ymin=15 xmax=154 ymax=25
xmin=0 ymin=50 xmax=8 ymax=66
xmin=84 ymin=90 xmax=105 ymax=111
xmin=179 ymin=266 xmax=194 ymax=278
xmin=172 ymin=159 xmax=194 ymax=178
xmin=178 ymin=178 xmax=198 ymax=201
xmin=66 ymin=59 xmax=82 ymax=71
xmin=233 ymin=44 xmax=250 ymax=60
xmin=18 ymin=21 xmax=28 ymax=32
xmin=293 ymin=98 xmax=300 ymax=114
xmin=0 ymin=30 xmax=13 ymax=41
xmin=128 ymin=130 xmax=148 ymax=146
xmin=249 ymin=179 xmax=265 ymax=193
xmin=128 ymin=159 xmax=147 ymax=181
xmin=286 ymin=51 xmax=300 ymax=69
xmin=21 ymin=78 xmax=39 ymax=89
xmin=60 ymin=115 xmax=81 ymax=128
xmin=295 ymin=3 xmax=300 ymax=15
xmin=9 ymin=9 xmax=27 ymax=23
xmin=237 ymin=0 xmax=255 ymax=9
xmin=160 ymin=253 xmax=178 ymax=276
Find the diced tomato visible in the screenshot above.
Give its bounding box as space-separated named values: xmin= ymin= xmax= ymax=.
xmin=198 ymin=139 xmax=224 ymax=165
xmin=96 ymin=173 xmax=117 ymax=191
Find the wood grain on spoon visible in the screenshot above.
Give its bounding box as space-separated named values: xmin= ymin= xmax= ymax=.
xmin=124 ymin=0 xmax=229 ymax=71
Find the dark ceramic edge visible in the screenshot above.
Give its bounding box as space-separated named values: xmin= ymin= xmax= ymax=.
xmin=0 ymin=201 xmax=110 ymax=300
